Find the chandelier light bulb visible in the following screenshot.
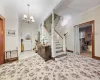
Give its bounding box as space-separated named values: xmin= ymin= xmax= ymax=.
xmin=30 ymin=16 xmax=33 ymax=20
xmin=32 ymin=19 xmax=35 ymax=22
xmin=24 ymin=14 xmax=27 ymax=19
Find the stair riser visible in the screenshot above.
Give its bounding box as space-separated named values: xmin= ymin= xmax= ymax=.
xmin=55 ymin=52 xmax=66 ymax=57
xmin=56 ymin=45 xmax=62 ymax=48
xmin=55 ymin=56 xmax=67 ymax=61
xmin=56 ymin=44 xmax=61 ymax=46
xmin=55 ymin=41 xmax=59 ymax=43
xmin=56 ymin=50 xmax=63 ymax=53
xmin=56 ymin=48 xmax=63 ymax=51
xmin=56 ymin=47 xmax=63 ymax=49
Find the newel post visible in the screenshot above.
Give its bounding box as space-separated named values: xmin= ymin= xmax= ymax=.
xmin=51 ymin=10 xmax=56 ymax=57
xmin=63 ymin=32 xmax=68 ymax=52
xmin=63 ymin=35 xmax=66 ymax=52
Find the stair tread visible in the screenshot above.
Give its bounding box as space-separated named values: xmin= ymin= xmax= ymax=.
xmin=56 ymin=45 xmax=62 ymax=47
xmin=56 ymin=42 xmax=59 ymax=43
xmin=56 ymin=47 xmax=63 ymax=49
xmin=56 ymin=44 xmax=60 ymax=45
xmin=55 ymin=54 xmax=67 ymax=58
xmin=56 ymin=50 xmax=63 ymax=53
xmin=56 ymin=48 xmax=63 ymax=51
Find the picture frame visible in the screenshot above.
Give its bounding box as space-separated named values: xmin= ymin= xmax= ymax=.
xmin=7 ymin=30 xmax=16 ymax=36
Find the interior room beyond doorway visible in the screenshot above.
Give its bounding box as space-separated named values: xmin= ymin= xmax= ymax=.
xmin=79 ymin=24 xmax=92 ymax=58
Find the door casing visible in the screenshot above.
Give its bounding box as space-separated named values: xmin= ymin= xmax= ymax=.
xmin=75 ymin=20 xmax=95 ymax=58
xmin=0 ymin=15 xmax=5 ymax=65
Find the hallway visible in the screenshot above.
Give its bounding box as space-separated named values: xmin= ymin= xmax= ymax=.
xmin=19 ymin=51 xmax=37 ymax=60
xmin=0 ymin=0 xmax=100 ymax=80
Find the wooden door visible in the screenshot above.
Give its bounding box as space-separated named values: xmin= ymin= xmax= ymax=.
xmin=0 ymin=18 xmax=5 ymax=65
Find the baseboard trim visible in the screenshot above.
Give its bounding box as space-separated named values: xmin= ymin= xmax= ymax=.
xmin=94 ymin=56 xmax=100 ymax=60
xmin=66 ymin=49 xmax=73 ymax=53
xmin=51 ymin=57 xmax=55 ymax=60
xmin=5 ymin=57 xmax=18 ymax=63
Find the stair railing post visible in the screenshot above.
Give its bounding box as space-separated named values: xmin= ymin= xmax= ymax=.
xmin=63 ymin=35 xmax=66 ymax=52
xmin=63 ymin=32 xmax=68 ymax=52
xmin=51 ymin=10 xmax=56 ymax=57
xmin=41 ymin=22 xmax=44 ymax=44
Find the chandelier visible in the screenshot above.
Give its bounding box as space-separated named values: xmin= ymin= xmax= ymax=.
xmin=23 ymin=4 xmax=35 ymax=23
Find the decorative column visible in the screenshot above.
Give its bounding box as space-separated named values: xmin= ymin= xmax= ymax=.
xmin=51 ymin=10 xmax=56 ymax=57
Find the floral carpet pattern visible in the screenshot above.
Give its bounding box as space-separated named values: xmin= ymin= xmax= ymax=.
xmin=0 ymin=53 xmax=100 ymax=80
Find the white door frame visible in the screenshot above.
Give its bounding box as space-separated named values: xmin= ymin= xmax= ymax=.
xmin=74 ymin=25 xmax=80 ymax=54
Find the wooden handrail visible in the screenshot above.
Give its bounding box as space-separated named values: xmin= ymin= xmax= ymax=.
xmin=64 ymin=32 xmax=68 ymax=36
xmin=54 ymin=29 xmax=63 ymax=39
xmin=43 ymin=25 xmax=63 ymax=39
xmin=43 ymin=25 xmax=51 ymax=35
xmin=43 ymin=25 xmax=49 ymax=32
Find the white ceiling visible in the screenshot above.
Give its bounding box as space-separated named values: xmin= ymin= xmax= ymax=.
xmin=3 ymin=0 xmax=61 ymax=24
xmin=2 ymin=0 xmax=100 ymax=25
xmin=55 ymin=0 xmax=100 ymax=17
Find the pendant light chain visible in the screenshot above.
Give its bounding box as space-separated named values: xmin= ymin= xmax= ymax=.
xmin=27 ymin=4 xmax=30 ymax=19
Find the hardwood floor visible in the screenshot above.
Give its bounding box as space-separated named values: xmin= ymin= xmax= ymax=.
xmin=81 ymin=51 xmax=92 ymax=58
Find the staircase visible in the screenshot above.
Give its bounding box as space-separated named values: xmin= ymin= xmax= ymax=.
xmin=42 ymin=29 xmax=67 ymax=60
xmin=53 ymin=30 xmax=67 ymax=60
xmin=41 ymin=13 xmax=67 ymax=61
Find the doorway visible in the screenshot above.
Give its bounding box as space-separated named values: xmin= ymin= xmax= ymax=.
xmin=74 ymin=20 xmax=95 ymax=58
xmin=0 ymin=15 xmax=5 ymax=65
xmin=79 ymin=25 xmax=92 ymax=57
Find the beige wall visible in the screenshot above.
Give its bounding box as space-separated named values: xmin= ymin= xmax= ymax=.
xmin=65 ymin=6 xmax=100 ymax=57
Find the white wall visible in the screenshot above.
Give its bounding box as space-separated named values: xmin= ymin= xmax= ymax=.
xmin=0 ymin=1 xmax=5 ymax=16
xmin=0 ymin=1 xmax=19 ymax=58
xmin=0 ymin=2 xmax=19 ymax=51
xmin=21 ymin=22 xmax=38 ymax=49
xmin=65 ymin=6 xmax=100 ymax=57
xmin=4 ymin=7 xmax=19 ymax=51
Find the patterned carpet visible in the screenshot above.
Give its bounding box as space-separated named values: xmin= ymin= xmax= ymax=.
xmin=0 ymin=53 xmax=100 ymax=80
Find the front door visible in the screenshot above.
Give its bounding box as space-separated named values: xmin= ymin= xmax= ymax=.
xmin=0 ymin=18 xmax=5 ymax=65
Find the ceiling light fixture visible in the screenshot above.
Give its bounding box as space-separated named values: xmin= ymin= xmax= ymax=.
xmin=23 ymin=4 xmax=35 ymax=24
